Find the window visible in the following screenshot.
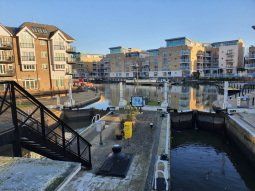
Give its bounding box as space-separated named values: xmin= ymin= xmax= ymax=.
xmin=41 ymin=52 xmax=47 ymax=58
xmin=0 ymin=64 xmax=6 ymax=74
xmin=163 ymin=51 xmax=167 ymax=57
xmin=168 ymin=72 xmax=171 ymax=76
xmin=162 ymin=58 xmax=167 ymax=64
xmin=8 ymin=64 xmax=13 ymax=70
xmin=163 ymin=65 xmax=167 ymax=71
xmin=169 ymin=51 xmax=172 ymax=56
xmin=119 ymin=73 xmax=122 ymax=77
xmin=154 ymin=59 xmax=158 ymax=64
xmin=22 ymin=51 xmax=35 ymax=61
xmin=22 ymin=79 xmax=38 ymax=90
xmin=22 ymin=64 xmax=36 ymax=71
xmin=175 ymin=51 xmax=177 ymax=53
xmin=116 ymin=73 xmax=118 ymax=77
xmin=154 ymin=66 xmax=158 ymax=71
xmin=40 ymin=40 xmax=46 ymax=45
xmin=163 ymin=72 xmax=166 ymax=76
xmin=168 ymin=58 xmax=171 ymax=63
xmin=55 ymin=64 xmax=65 ymax=70
xmin=154 ymin=72 xmax=158 ymax=76
xmin=42 ymin=64 xmax=48 ymax=69
xmin=55 ymin=76 xmax=65 ymax=88
xmin=168 ymin=66 xmax=171 ymax=70
xmin=7 ymin=51 xmax=12 ymax=60
xmin=126 ymin=73 xmax=129 ymax=77
xmin=118 ymin=57 xmax=121 ymax=61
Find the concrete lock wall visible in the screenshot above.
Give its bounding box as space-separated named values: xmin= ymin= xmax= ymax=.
xmin=225 ymin=116 xmax=255 ymax=167
xmin=63 ymin=108 xmax=109 ymax=121
xmin=170 ymin=110 xmax=194 ymax=130
xmin=196 ymin=111 xmax=225 ymax=131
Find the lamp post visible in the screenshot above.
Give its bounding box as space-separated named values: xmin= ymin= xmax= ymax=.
xmin=136 ymin=63 xmax=139 ymax=96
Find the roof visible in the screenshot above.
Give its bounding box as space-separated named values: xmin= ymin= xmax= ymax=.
xmin=4 ymin=22 xmax=75 ymax=41
xmin=252 ymin=26 xmax=255 ymax=30
xmin=210 ymin=40 xmax=239 ymax=45
xmin=147 ymin=49 xmax=158 ymax=52
xmin=109 ymin=46 xmax=128 ymax=50
xmin=165 ymin=37 xmax=190 ymax=41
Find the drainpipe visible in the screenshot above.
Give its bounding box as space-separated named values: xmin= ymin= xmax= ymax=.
xmin=47 ymin=40 xmax=53 ymax=90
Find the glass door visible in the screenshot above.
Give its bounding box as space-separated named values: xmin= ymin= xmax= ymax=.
xmin=0 ymin=51 xmax=4 ymax=61
xmin=0 ymin=37 xmax=3 ymax=47
xmin=0 ymin=65 xmax=6 ymax=74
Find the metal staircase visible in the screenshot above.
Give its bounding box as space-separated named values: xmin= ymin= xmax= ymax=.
xmin=0 ymin=81 xmax=92 ymax=169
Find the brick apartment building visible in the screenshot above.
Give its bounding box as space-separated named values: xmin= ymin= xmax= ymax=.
xmin=103 ymin=37 xmax=245 ymax=79
xmin=0 ymin=22 xmax=77 ymax=92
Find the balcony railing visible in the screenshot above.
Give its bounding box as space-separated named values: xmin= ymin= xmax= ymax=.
xmin=55 ymin=57 xmax=65 ymax=61
xmin=20 ymin=43 xmax=34 ymax=48
xmin=245 ymin=64 xmax=255 ymax=69
xmin=0 ymin=42 xmax=13 ymax=50
xmin=131 ymin=69 xmax=138 ymax=72
xmin=131 ymin=63 xmax=139 ymax=67
xmin=180 ymin=52 xmax=190 ymax=56
xmin=93 ymin=66 xmax=99 ymax=69
xmin=245 ymin=54 xmax=255 ymax=60
xmin=142 ymin=68 xmax=150 ymax=72
xmin=226 ymin=52 xmax=234 ymax=56
xmin=66 ymin=57 xmax=77 ymax=64
xmin=125 ymin=69 xmax=129 ymax=72
xmin=197 ymin=52 xmax=204 ymax=56
xmin=226 ymin=65 xmax=234 ymax=68
xmin=142 ymin=62 xmax=150 ymax=66
xmin=197 ymin=59 xmax=203 ymax=63
xmin=66 ymin=68 xmax=77 ymax=75
xmin=22 ymin=56 xmax=35 ymax=61
xmin=125 ymin=63 xmax=129 ymax=66
xmin=54 ymin=45 xmax=65 ymax=50
xmin=203 ymin=60 xmax=211 ymax=64
xmin=213 ymin=65 xmax=219 ymax=68
xmin=0 ymin=69 xmax=16 ymax=77
xmin=213 ymin=54 xmax=218 ymax=57
xmin=104 ymin=58 xmax=110 ymax=62
xmin=104 ymin=70 xmax=111 ymax=73
xmin=213 ymin=60 xmax=219 ymax=63
xmin=226 ymin=59 xmax=234 ymax=62
xmin=153 ymin=68 xmax=158 ymax=71
xmin=180 ymin=59 xmax=190 ymax=63
xmin=204 ymin=53 xmax=211 ymax=57
xmin=180 ymin=66 xmax=190 ymax=70
xmin=104 ymin=64 xmax=110 ymax=68
xmin=0 ymin=56 xmax=14 ymax=63
xmin=66 ymin=46 xmax=76 ymax=53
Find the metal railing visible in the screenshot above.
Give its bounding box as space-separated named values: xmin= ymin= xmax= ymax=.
xmin=180 ymin=52 xmax=190 ymax=56
xmin=226 ymin=59 xmax=234 ymax=62
xmin=180 ymin=59 xmax=190 ymax=63
xmin=66 ymin=46 xmax=76 ymax=52
xmin=66 ymin=57 xmax=77 ymax=63
xmin=54 ymin=45 xmax=65 ymax=50
xmin=20 ymin=43 xmax=34 ymax=48
xmin=226 ymin=52 xmax=234 ymax=55
xmin=55 ymin=57 xmax=65 ymax=61
xmin=0 ymin=81 xmax=92 ymax=168
xmin=142 ymin=62 xmax=150 ymax=66
xmin=0 ymin=69 xmax=16 ymax=77
xmin=22 ymin=56 xmax=35 ymax=61
xmin=245 ymin=55 xmax=255 ymax=59
xmin=0 ymin=56 xmax=14 ymax=62
xmin=0 ymin=42 xmax=13 ymax=49
xmin=244 ymin=64 xmax=255 ymax=69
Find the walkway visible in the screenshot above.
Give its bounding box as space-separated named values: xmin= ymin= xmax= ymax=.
xmin=231 ymin=113 xmax=255 ymax=134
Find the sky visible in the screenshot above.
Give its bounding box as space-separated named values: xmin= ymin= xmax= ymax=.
xmin=0 ymin=0 xmax=254 ymax=55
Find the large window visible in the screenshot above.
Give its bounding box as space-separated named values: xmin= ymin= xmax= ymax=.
xmin=154 ymin=72 xmax=158 ymax=76
xmin=162 ymin=58 xmax=167 ymax=64
xmin=154 ymin=66 xmax=158 ymax=71
xmin=55 ymin=64 xmax=65 ymax=70
xmin=41 ymin=52 xmax=47 ymax=58
xmin=22 ymin=51 xmax=35 ymax=61
xmin=22 ymin=64 xmax=36 ymax=71
xmin=149 ymin=51 xmax=158 ymax=56
xmin=163 ymin=51 xmax=167 ymax=57
xmin=42 ymin=64 xmax=48 ymax=70
xmin=154 ymin=59 xmax=158 ymax=64
xmin=55 ymin=76 xmax=65 ymax=88
xmin=0 ymin=64 xmax=6 ymax=74
xmin=168 ymin=58 xmax=171 ymax=63
xmin=22 ymin=79 xmax=38 ymax=90
xmin=20 ymin=31 xmax=33 ymax=47
xmin=40 ymin=40 xmax=46 ymax=45
xmin=163 ymin=65 xmax=167 ymax=71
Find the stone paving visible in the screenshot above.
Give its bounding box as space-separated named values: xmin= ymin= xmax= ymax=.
xmin=62 ymin=110 xmax=164 ymax=191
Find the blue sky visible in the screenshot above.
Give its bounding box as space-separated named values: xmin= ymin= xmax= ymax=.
xmin=0 ymin=0 xmax=254 ymax=55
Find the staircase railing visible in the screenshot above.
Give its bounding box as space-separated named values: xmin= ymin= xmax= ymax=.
xmin=0 ymin=81 xmax=92 ymax=168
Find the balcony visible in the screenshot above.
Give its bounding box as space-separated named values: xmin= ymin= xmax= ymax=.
xmin=213 ymin=53 xmax=218 ymax=57
xmin=142 ymin=62 xmax=150 ymax=66
xmin=0 ymin=42 xmax=13 ymax=50
xmin=93 ymin=62 xmax=99 ymax=65
xmin=180 ymin=59 xmax=190 ymax=63
xmin=93 ymin=66 xmax=99 ymax=69
xmin=66 ymin=68 xmax=77 ymax=75
xmin=142 ymin=68 xmax=150 ymax=72
xmin=226 ymin=59 xmax=234 ymax=62
xmin=0 ymin=56 xmax=14 ymax=63
xmin=66 ymin=46 xmax=76 ymax=53
xmin=55 ymin=57 xmax=65 ymax=61
xmin=125 ymin=63 xmax=129 ymax=66
xmin=104 ymin=70 xmax=111 ymax=73
xmin=131 ymin=63 xmax=139 ymax=67
xmin=180 ymin=51 xmax=190 ymax=56
xmin=245 ymin=54 xmax=255 ymax=60
xmin=54 ymin=45 xmax=65 ymax=50
xmin=204 ymin=53 xmax=211 ymax=57
xmin=226 ymin=52 xmax=234 ymax=56
xmin=104 ymin=58 xmax=110 ymax=62
xmin=226 ymin=65 xmax=234 ymax=68
xmin=212 ymin=65 xmax=219 ymax=68
xmin=0 ymin=69 xmax=16 ymax=77
xmin=203 ymin=60 xmax=211 ymax=64
xmin=153 ymin=68 xmax=158 ymax=71
xmin=180 ymin=66 xmax=190 ymax=70
xmin=66 ymin=57 xmax=77 ymax=64
xmin=197 ymin=52 xmax=204 ymax=56
xmin=104 ymin=64 xmax=110 ymax=68
xmin=22 ymin=56 xmax=35 ymax=61
xmin=245 ymin=64 xmax=255 ymax=69
xmin=213 ymin=60 xmax=218 ymax=63
xmin=131 ymin=69 xmax=138 ymax=72
xmin=197 ymin=59 xmax=203 ymax=63
xmin=20 ymin=43 xmax=34 ymax=48
xmin=125 ymin=69 xmax=130 ymax=72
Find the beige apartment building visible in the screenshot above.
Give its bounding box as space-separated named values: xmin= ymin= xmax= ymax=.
xmin=0 ymin=22 xmax=77 ymax=92
xmin=73 ymin=53 xmax=104 ymax=79
xmin=104 ymin=37 xmax=245 ymax=79
xmin=244 ymin=46 xmax=255 ymax=75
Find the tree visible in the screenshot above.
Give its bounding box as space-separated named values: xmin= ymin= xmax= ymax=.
xmin=192 ymin=71 xmax=200 ymax=78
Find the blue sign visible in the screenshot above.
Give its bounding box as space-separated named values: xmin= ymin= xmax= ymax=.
xmin=131 ymin=97 xmax=143 ymax=107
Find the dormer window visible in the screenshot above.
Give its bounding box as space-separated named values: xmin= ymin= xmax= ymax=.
xmin=31 ymin=26 xmax=48 ymax=34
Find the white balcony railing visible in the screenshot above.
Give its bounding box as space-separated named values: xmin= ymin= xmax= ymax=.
xmin=245 ymin=64 xmax=255 ymax=69
xmin=180 ymin=59 xmax=190 ymax=63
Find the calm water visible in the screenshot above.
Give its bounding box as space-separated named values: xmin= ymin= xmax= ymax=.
xmin=171 ymin=129 xmax=255 ymax=191
xmin=81 ymin=83 xmax=222 ymax=111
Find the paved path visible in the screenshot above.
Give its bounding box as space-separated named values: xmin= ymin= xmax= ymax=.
xmin=62 ymin=111 xmax=164 ymax=191
xmin=231 ymin=113 xmax=255 ymax=134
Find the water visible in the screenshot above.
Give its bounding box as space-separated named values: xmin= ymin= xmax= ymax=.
xmin=81 ymin=83 xmax=221 ymax=111
xmin=171 ymin=129 xmax=255 ymax=191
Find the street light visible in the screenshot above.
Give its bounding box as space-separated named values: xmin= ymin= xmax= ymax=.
xmin=135 ymin=63 xmax=139 ymax=95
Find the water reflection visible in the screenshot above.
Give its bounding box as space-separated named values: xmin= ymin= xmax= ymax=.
xmin=82 ymin=84 xmax=222 ymax=111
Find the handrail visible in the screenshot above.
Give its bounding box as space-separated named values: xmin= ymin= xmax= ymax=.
xmin=0 ymin=81 xmax=91 ymax=146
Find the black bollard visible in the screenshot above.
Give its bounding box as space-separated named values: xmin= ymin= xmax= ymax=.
xmin=253 ymin=97 xmax=254 ymax=106
xmin=239 ymin=91 xmax=240 ymax=97
xmin=240 ymin=85 xmax=241 ymax=90
xmin=248 ymin=88 xmax=250 ymax=93
xmin=235 ymin=93 xmax=236 ymax=99
xmin=245 ymin=88 xmax=246 ymax=94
